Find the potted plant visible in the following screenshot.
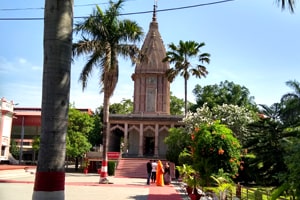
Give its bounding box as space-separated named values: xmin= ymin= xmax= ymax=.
xmin=186 ymin=173 xmax=202 ymax=200
xmin=209 ymin=174 xmax=234 ymax=200
xmin=82 ymin=158 xmax=89 ymax=174
xmin=176 ymin=164 xmax=201 ymax=196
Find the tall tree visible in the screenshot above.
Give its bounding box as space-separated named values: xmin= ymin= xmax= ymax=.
xmin=32 ymin=0 xmax=73 ymax=199
xmin=163 ymin=40 xmax=210 ymax=115
xmin=280 ymin=80 xmax=300 ymax=126
xmin=244 ymin=116 xmax=287 ymax=186
xmin=72 ymin=0 xmax=143 ymax=183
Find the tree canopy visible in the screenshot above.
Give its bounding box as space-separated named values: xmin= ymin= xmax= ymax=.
xmin=66 ymin=107 xmax=94 ymax=158
xmin=170 ymin=93 xmax=185 ymax=115
xmin=191 ymin=80 xmax=257 ymax=112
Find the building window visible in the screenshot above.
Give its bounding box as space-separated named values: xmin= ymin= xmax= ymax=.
xmin=1 ymin=146 xmax=5 ymax=156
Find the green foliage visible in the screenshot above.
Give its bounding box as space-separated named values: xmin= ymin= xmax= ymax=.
xmin=170 ymin=93 xmax=184 ymax=115
xmin=73 ymin=0 xmax=144 ymax=167
xmin=81 ymin=158 xmax=89 ymax=169
xmin=163 ymin=40 xmax=210 ymax=115
xmin=73 ymin=0 xmax=144 ymax=93
xmin=254 ymin=189 xmax=263 ymax=200
xmin=66 ymin=132 xmax=92 ymax=158
xmin=244 ymin=117 xmax=287 ymax=185
xmin=184 ymin=103 xmax=257 ymax=144
xmin=210 ymin=172 xmax=235 ymax=200
xmin=66 ymin=107 xmax=94 ymax=158
xmin=109 ymin=98 xmax=133 ymax=114
xmin=280 ymin=80 xmax=300 ymax=126
xmin=271 ymin=182 xmax=289 ymax=200
xmin=191 ymin=80 xmax=258 ymax=112
xmin=9 ymin=140 xmax=19 ymax=159
xmin=68 ymin=108 xmax=94 ymax=136
xmin=88 ymin=108 xmax=103 ymax=146
xmin=178 ymin=148 xmax=193 ymax=166
xmin=281 ymin=136 xmax=300 ymax=198
xmin=192 ymin=122 xmax=242 ymax=185
xmin=164 ymin=127 xmax=191 ymax=165
xmin=32 ymin=136 xmax=40 ymax=152
xmin=108 ymin=161 xmax=116 ymax=176
xmin=176 ymin=164 xmax=199 ymax=188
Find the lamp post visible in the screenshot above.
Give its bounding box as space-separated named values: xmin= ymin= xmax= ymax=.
xmin=19 ymin=116 xmax=24 ymax=164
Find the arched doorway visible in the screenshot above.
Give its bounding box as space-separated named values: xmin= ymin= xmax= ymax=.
xmin=144 ymin=136 xmax=154 ymax=156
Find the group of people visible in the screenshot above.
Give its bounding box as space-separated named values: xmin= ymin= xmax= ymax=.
xmin=146 ymin=160 xmax=172 ymax=186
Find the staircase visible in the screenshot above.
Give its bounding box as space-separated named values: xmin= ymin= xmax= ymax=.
xmin=115 ymin=158 xmax=149 ymax=178
xmin=114 ymin=158 xmax=175 ymax=179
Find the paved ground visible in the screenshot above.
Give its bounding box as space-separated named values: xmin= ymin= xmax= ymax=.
xmin=0 ymin=165 xmax=188 ymax=200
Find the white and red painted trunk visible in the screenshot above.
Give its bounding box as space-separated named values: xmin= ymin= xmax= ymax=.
xmin=100 ymin=160 xmax=108 ymax=179
xmin=32 ymin=172 xmax=65 ymax=199
xmin=32 ymin=0 xmax=73 ymax=199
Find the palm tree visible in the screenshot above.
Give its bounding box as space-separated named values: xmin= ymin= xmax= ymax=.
xmin=72 ymin=0 xmax=143 ymax=183
xmin=259 ymin=103 xmax=281 ymax=121
xmin=32 ymin=1 xmax=73 ymax=199
xmin=277 ymin=0 xmax=296 ymax=12
xmin=162 ymin=40 xmax=210 ymax=115
xmin=280 ymin=80 xmax=300 ymax=126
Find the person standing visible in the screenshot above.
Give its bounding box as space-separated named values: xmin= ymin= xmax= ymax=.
xmin=164 ymin=162 xmax=171 ymax=185
xmin=146 ymin=160 xmax=152 ymax=185
xmin=156 ymin=160 xmax=164 ymax=186
xmin=151 ymin=160 xmax=157 ymax=183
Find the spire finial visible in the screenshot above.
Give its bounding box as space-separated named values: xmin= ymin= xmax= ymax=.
xmin=152 ymin=0 xmax=157 ymax=21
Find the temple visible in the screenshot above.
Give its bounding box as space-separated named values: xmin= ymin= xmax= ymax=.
xmin=5 ymin=4 xmax=184 ymax=164
xmin=108 ymin=4 xmax=183 ymax=158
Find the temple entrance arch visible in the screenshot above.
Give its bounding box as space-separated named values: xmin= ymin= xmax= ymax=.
xmin=144 ymin=136 xmax=154 ymax=156
xmin=109 ymin=126 xmax=124 ymax=152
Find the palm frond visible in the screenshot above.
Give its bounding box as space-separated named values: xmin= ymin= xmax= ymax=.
xmin=276 ymin=0 xmax=295 ymax=13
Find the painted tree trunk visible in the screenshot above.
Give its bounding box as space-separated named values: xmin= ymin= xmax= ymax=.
xmin=100 ymin=81 xmax=110 ymax=183
xmin=32 ymin=0 xmax=73 ymax=199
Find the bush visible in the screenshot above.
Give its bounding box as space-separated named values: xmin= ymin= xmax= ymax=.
xmin=108 ymin=161 xmax=116 ymax=176
xmin=192 ymin=121 xmax=242 ymax=185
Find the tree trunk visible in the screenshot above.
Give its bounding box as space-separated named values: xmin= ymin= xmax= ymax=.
xmin=184 ymin=77 xmax=188 ymax=116
xmin=75 ymin=157 xmax=79 ymax=171
xmin=32 ymin=1 xmax=73 ymax=199
xmin=99 ymin=88 xmax=110 ymax=183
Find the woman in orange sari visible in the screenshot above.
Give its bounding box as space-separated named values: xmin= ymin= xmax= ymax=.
xmin=156 ymin=160 xmax=164 ymax=186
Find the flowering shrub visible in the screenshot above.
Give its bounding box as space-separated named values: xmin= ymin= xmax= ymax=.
xmin=183 ymin=103 xmax=257 ymax=143
xmin=191 ymin=121 xmax=242 ymax=185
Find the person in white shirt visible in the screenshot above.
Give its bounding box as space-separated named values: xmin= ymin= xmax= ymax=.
xmin=151 ymin=160 xmax=157 ymax=183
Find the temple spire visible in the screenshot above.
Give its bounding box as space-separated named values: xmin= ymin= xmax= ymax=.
xmin=152 ymin=0 xmax=157 ymax=21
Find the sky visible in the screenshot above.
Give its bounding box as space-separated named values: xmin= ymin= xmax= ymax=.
xmin=0 ymin=0 xmax=299 ymax=112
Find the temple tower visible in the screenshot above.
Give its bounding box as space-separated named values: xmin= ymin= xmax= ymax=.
xmin=108 ymin=4 xmax=182 ymax=158
xmin=131 ymin=4 xmax=170 ymax=115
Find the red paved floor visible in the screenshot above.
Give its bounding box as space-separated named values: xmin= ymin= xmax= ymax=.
xmin=148 ymin=184 xmax=183 ymax=200
xmin=0 ymin=165 xmax=185 ymax=200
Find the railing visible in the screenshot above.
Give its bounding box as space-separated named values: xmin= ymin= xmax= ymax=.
xmin=175 ymin=181 xmax=290 ymax=200
xmin=14 ymin=139 xmax=34 ymax=148
xmin=237 ymin=184 xmax=289 ymax=200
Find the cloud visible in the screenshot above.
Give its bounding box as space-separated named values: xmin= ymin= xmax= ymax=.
xmin=18 ymin=58 xmax=27 ymax=64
